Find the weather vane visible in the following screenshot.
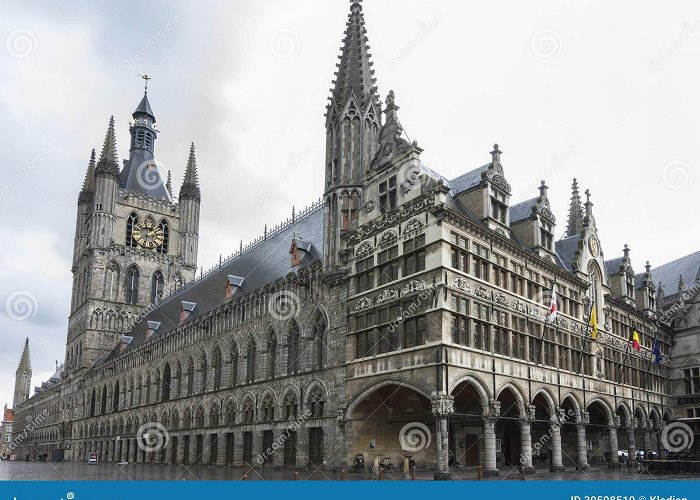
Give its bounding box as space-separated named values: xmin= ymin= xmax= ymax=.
xmin=140 ymin=74 xmax=151 ymax=94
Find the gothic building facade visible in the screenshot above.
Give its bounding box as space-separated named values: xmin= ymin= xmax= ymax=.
xmin=12 ymin=1 xmax=699 ymax=477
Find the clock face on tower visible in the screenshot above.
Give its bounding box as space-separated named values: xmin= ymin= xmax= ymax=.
xmin=132 ymin=219 xmax=164 ymax=249
xmin=588 ymin=236 xmax=599 ymax=257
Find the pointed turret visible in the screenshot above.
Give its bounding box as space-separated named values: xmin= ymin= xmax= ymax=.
xmin=179 ymin=143 xmax=201 ymax=201
xmin=78 ymin=149 xmax=96 ymax=204
xmin=133 ymin=92 xmax=155 ymax=122
xmin=178 ymin=143 xmax=201 ymax=270
xmin=13 ymin=338 xmax=32 ymax=408
xmin=327 ymin=0 xmax=380 ymax=115
xmin=166 ymin=170 xmax=172 ymax=197
xmin=566 ymin=178 xmax=583 ymax=237
xmin=95 ymin=116 xmax=119 ymax=176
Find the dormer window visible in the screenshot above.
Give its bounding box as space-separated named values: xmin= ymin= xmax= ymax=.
xmin=625 ymin=274 xmax=635 ymax=299
xmin=146 ymin=321 xmax=161 ymax=340
xmin=289 ymin=239 xmax=312 ymax=267
xmin=539 ymin=221 xmax=553 ymax=251
xmin=490 ymin=190 xmax=507 ymax=224
xmin=649 ymin=290 xmax=656 ymax=310
xmin=225 ymin=276 xmax=244 ymax=300
xmin=180 ymin=301 xmax=196 ymax=323
xmin=379 ymin=176 xmax=397 ymax=213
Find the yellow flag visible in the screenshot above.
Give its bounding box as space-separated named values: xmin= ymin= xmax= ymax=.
xmin=589 ymin=305 xmax=598 ymax=339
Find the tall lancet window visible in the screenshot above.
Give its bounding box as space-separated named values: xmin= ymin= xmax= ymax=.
xmin=157 ymin=219 xmax=169 ymax=254
xmin=126 ymin=212 xmax=139 ymax=247
xmin=150 ymin=270 xmax=164 ymax=304
xmin=126 ymin=265 xmax=140 ymax=305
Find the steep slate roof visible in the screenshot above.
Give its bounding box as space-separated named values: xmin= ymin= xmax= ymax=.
xmin=642 ymin=250 xmax=700 ymax=297
xmin=99 ymin=204 xmax=324 ymax=365
xmin=555 ymin=234 xmax=580 ymax=271
xmin=448 ymin=164 xmax=489 ymax=195
xmin=604 ymin=256 xmax=624 ymax=277
xmin=509 ymin=197 xmax=538 ymax=224
xmin=133 ymin=93 xmax=155 ymax=121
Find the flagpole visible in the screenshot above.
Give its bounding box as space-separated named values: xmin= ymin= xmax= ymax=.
xmin=535 ymin=279 xmax=557 ymax=366
xmin=577 ymin=301 xmax=593 ymax=374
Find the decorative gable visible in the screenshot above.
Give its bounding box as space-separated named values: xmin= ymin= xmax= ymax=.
xmin=290 ymin=238 xmax=312 ymax=268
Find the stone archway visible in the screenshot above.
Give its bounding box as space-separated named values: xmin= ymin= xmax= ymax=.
xmin=347 ymin=382 xmax=433 ymax=474
xmin=495 ymin=386 xmax=525 ymax=471
xmin=450 ymin=379 xmax=489 ymax=472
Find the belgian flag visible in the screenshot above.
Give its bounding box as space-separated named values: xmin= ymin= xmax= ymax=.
xmin=631 ymin=330 xmax=641 ymax=352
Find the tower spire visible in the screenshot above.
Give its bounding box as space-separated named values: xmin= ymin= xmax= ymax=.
xmin=179 ymin=143 xmax=201 ymax=201
xmin=565 ymin=178 xmax=583 ymax=237
xmin=327 ymin=0 xmax=380 ymax=116
xmin=95 ymin=116 xmax=119 ymax=176
xmin=79 ymin=149 xmax=97 ymax=201
xmin=13 ymin=338 xmax=31 ymax=408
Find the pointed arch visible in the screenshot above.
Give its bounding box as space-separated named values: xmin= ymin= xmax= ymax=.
xmin=286 ymin=319 xmax=301 ymax=375
xmin=309 ymin=306 xmax=328 ymax=370
xmin=156 ymin=219 xmax=169 ymax=254
xmin=126 ymin=212 xmax=139 ymax=247
xmin=266 ymin=326 xmax=277 ymax=379
xmin=150 ymin=270 xmax=165 ymax=304
xmin=125 ymin=264 xmax=140 ymax=305
xmin=212 ymin=345 xmax=222 ymax=391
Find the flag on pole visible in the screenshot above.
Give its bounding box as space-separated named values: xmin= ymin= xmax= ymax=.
xmin=652 ymin=337 xmax=662 ymax=365
xmin=589 ymin=304 xmax=598 ymax=339
xmin=546 ymin=284 xmax=558 ymax=323
xmin=631 ymin=330 xmax=641 ymax=352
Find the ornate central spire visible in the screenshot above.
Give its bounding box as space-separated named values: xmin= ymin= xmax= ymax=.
xmin=327 ymin=0 xmax=379 ymax=117
xmin=565 ymin=178 xmax=583 ymax=237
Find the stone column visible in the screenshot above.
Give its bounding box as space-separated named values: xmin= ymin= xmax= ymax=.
xmin=642 ymin=422 xmax=651 ymax=454
xmin=128 ymin=439 xmax=136 ymax=462
xmin=627 ymin=418 xmax=637 ymax=466
xmin=550 ymin=409 xmax=565 ymax=472
xmin=121 ymin=440 xmax=128 ymax=462
xmin=608 ymin=417 xmax=620 ymax=469
xmin=576 ymin=411 xmax=589 ymax=470
xmin=431 ymin=393 xmax=454 ymax=480
xmin=520 ymin=404 xmax=536 ymax=474
xmin=201 ymin=433 xmax=210 ymax=465
xmin=188 ymin=433 xmax=197 ymax=465
xmin=483 ymin=400 xmax=500 ymax=477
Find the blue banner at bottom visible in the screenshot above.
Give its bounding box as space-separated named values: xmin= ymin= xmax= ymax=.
xmin=2 ymin=481 xmax=698 ymax=500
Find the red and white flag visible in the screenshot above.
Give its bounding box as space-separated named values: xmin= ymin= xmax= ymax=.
xmin=547 ymin=285 xmax=558 ymax=323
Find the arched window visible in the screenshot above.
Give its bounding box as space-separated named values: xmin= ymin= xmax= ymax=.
xmin=89 ymin=389 xmax=96 ymax=417
xmin=212 ymin=347 xmax=222 ymax=391
xmin=150 ymin=270 xmax=164 ymax=304
xmin=171 ymin=410 xmax=180 ymax=430
xmin=186 ymin=357 xmax=194 ymax=396
xmin=283 ymin=391 xmax=298 ymax=420
xmin=100 ymin=386 xmax=107 ymax=415
xmin=200 ymin=352 xmax=208 ymax=393
xmin=308 ymin=386 xmax=325 ymax=417
xmin=230 ymin=343 xmax=239 ymax=387
xmin=267 ymin=330 xmax=277 ymax=379
xmin=311 ymin=312 xmax=327 ymax=370
xmin=105 ymin=262 xmax=120 ymax=301
xmin=144 ymin=374 xmax=151 ymax=403
xmin=125 ymin=266 xmax=140 ymax=305
xmin=162 ymin=363 xmax=171 ymax=402
xmin=246 ymin=341 xmax=256 ymax=383
xmin=126 ymin=212 xmax=139 ymax=247
xmin=174 ymin=362 xmax=182 ymax=397
xmin=225 ymin=399 xmax=236 ymax=425
xmin=157 ymin=219 xmax=169 ymax=254
xmin=112 ymin=382 xmax=120 ymax=412
xmin=242 ymin=398 xmax=254 ymax=424
xmin=261 ymin=394 xmax=275 ymax=422
xmin=287 ymin=322 xmax=300 ymax=375
xmin=209 ymin=404 xmax=220 ymax=427
xmin=183 ymin=407 xmax=192 ymax=428
xmin=194 ymin=404 xmax=205 ymax=427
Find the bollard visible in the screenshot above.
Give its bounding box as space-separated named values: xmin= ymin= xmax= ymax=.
xmin=293 ymin=471 xmax=299 ymax=481
xmin=477 ymin=465 xmax=483 ymax=480
xmin=242 ymin=474 xmax=248 ymax=481
xmin=519 ymin=465 xmax=526 ymax=481
xmin=340 ymin=469 xmax=346 ymax=480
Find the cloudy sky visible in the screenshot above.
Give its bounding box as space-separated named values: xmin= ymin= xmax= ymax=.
xmin=0 ymin=0 xmax=698 ymax=407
